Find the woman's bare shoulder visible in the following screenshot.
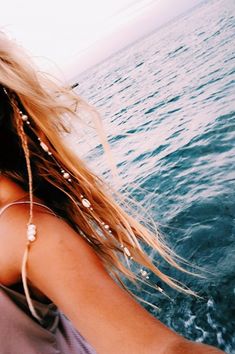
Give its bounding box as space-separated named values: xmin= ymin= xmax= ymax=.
xmin=0 ymin=203 xmax=68 ymax=284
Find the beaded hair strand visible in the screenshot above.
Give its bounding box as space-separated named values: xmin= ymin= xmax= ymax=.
xmin=12 ymin=95 xmax=42 ymax=322
xmin=2 ymin=89 xmax=136 ymax=321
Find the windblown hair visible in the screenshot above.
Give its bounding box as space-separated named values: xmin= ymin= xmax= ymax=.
xmin=0 ymin=32 xmax=197 ymax=318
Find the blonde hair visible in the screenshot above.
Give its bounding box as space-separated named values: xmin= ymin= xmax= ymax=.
xmin=0 ymin=32 xmax=198 ymax=320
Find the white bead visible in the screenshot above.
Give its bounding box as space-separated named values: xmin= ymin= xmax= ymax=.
xmin=27 ymin=234 xmax=36 ymax=242
xmin=21 ymin=114 xmax=28 ymax=121
xmin=104 ymin=224 xmax=109 ymax=230
xmin=123 ymin=247 xmax=131 ymax=257
xmin=40 ymin=141 xmax=49 ymax=152
xmin=28 ymin=224 xmax=36 ymax=230
xmin=140 ymin=270 xmax=148 ymax=277
xmin=63 ymin=172 xmax=70 ymax=179
xmin=27 ymin=232 xmax=36 ymax=240
xmin=81 ymin=198 xmax=91 ymax=208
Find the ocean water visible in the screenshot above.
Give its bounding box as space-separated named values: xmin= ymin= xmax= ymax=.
xmin=72 ymin=0 xmax=235 ymax=352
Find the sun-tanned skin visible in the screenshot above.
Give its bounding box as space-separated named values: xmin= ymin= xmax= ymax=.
xmin=0 ymin=176 xmax=225 ymax=354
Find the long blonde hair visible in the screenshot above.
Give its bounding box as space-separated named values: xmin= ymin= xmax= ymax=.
xmin=0 ymin=32 xmax=198 ymax=320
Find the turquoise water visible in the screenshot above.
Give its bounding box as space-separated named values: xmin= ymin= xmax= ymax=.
xmin=74 ymin=0 xmax=235 ymax=352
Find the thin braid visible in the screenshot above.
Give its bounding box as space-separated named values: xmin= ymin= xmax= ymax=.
xmin=15 ymin=110 xmax=33 ymax=223
xmin=14 ymin=106 xmax=42 ymax=322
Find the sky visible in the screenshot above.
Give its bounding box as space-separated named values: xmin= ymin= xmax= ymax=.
xmin=1 ymin=0 xmax=203 ymax=79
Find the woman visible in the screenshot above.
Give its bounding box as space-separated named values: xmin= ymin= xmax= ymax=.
xmin=0 ymin=33 xmax=224 ymax=353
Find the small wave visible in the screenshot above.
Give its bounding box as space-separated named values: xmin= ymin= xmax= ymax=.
xmin=168 ymin=45 xmax=188 ymax=57
xmin=135 ymin=62 xmax=144 ymax=68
